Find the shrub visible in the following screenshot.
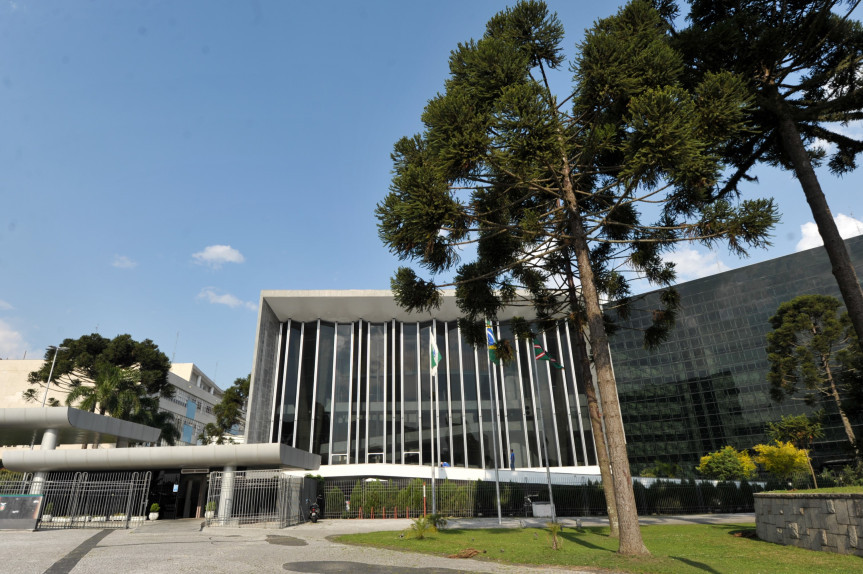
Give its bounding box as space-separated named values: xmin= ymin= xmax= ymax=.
xmin=149 ymin=503 xmax=160 ymax=513
xmin=205 ymin=501 xmax=217 ymax=512
xmin=753 ymin=441 xmax=809 ymax=482
xmin=697 ymin=446 xmax=756 ymax=480
xmin=406 ymin=516 xmax=436 ymax=539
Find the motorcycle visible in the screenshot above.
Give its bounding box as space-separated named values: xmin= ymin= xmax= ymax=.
xmin=308 ymin=497 xmax=321 ymax=523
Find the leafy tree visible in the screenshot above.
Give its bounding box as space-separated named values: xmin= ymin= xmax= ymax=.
xmin=64 ymin=364 xmax=145 ymax=418
xmin=133 ymin=404 xmax=181 ymax=446
xmin=198 ymin=374 xmax=250 ymax=444
xmin=696 ymin=446 xmax=757 ymax=480
xmin=25 ymin=333 xmax=173 ymax=405
xmin=376 ymin=0 xmax=776 ymax=555
xmin=676 ymin=0 xmax=863 ymax=345
xmin=25 ymin=334 xmax=176 ymax=447
xmin=766 ymin=413 xmax=824 ymax=485
xmin=766 ymin=294 xmax=861 ymax=456
xmin=754 ymin=441 xmax=811 ymax=483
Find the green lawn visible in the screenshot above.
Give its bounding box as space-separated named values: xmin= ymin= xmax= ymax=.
xmin=771 ymin=486 xmax=863 ymax=494
xmin=336 ymin=523 xmax=862 ymax=573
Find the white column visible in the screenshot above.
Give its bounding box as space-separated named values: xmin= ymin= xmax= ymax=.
xmin=29 ymin=429 xmax=59 ymax=494
xmin=218 ymin=465 xmax=236 ymax=522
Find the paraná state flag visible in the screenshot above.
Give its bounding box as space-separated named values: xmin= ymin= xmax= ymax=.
xmin=430 ymin=337 xmax=442 ymax=376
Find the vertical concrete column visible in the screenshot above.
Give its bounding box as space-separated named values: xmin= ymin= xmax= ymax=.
xmin=29 ymin=429 xmax=59 ymax=495
xmin=218 ymin=465 xmax=236 ymax=522
xmin=116 ymin=438 xmax=129 ymax=448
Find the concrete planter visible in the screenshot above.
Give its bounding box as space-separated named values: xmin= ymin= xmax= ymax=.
xmin=148 ymin=512 xmax=159 ymax=521
xmin=755 ymin=492 xmax=863 ymax=557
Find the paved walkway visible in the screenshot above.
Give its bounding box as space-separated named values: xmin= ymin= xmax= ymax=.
xmin=1 ymin=514 xmax=755 ymax=574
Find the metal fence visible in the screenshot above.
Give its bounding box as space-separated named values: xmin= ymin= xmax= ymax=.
xmin=319 ymin=475 xmax=767 ymax=519
xmin=205 ymin=470 xmax=316 ymax=528
xmin=0 ymin=471 xmax=152 ymax=530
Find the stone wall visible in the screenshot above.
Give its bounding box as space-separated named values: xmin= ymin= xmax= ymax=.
xmin=754 ymin=492 xmax=863 ymax=556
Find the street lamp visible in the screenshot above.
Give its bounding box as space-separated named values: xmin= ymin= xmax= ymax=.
xmin=40 ymin=345 xmax=68 ymax=408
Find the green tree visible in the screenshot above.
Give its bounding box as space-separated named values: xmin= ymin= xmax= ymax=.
xmin=754 ymin=441 xmax=811 ymax=483
xmin=64 ymin=363 xmax=146 ymax=418
xmin=26 ymin=334 xmax=176 ymax=447
xmin=25 ymin=333 xmax=173 ymax=405
xmin=376 ymin=0 xmax=776 ymax=555
xmin=766 ymin=413 xmax=824 ymax=486
xmin=198 ymin=374 xmax=250 ymax=444
xmin=766 ymin=294 xmax=861 ymax=456
xmin=676 ymin=0 xmax=863 ymax=345
xmin=696 ymin=446 xmax=757 ymax=480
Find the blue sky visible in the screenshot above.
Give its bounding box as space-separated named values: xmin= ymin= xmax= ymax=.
xmin=1 ymin=0 xmax=861 ymax=389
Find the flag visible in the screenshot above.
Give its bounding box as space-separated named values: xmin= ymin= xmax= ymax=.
xmin=486 ymin=321 xmax=499 ymax=365
xmin=430 ymin=337 xmax=442 ymax=377
xmin=533 ymin=340 xmax=564 ymax=369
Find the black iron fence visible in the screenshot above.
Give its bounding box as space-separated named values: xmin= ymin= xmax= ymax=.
xmin=0 ymin=471 xmax=151 ymax=530
xmin=204 ymin=470 xmax=316 ymax=528
xmin=318 ymin=475 xmax=767 ymax=519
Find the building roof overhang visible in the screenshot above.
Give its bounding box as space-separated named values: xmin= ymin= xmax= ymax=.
xmin=1 ymin=442 xmax=321 ymax=472
xmin=260 ymin=289 xmax=534 ymax=323
xmin=0 ymin=407 xmax=161 ymax=446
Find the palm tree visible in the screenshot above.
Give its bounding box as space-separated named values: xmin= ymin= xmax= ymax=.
xmin=65 ymin=363 xmax=148 ymax=448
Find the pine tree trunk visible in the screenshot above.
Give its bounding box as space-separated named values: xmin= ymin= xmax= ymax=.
xmin=563 ymin=256 xmax=620 ymax=537
xmin=822 ymin=359 xmax=859 ymax=456
xmin=563 ymin=202 xmax=649 ymax=555
xmin=772 ymin=92 xmax=863 ymax=348
xmin=575 ymin=327 xmax=621 ymax=537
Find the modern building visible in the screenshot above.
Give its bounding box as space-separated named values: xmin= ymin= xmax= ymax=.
xmin=246 ymin=237 xmax=863 ymax=479
xmin=246 ymin=290 xmax=599 ymax=480
xmin=609 ymin=235 xmax=863 ymax=473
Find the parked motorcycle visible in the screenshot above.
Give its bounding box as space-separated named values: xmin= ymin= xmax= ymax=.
xmin=308 ymin=497 xmax=321 ymax=523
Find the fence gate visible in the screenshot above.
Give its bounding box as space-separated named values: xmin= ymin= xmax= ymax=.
xmin=0 ymin=471 xmax=152 ymax=530
xmin=205 ymin=470 xmax=315 ymax=528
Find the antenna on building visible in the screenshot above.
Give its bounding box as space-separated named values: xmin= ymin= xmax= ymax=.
xmin=171 ymin=331 xmax=180 ymax=363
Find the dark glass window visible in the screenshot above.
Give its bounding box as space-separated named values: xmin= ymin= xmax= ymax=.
xmin=331 ymin=323 xmax=353 ymax=464
xmin=312 ymin=322 xmax=335 ymax=461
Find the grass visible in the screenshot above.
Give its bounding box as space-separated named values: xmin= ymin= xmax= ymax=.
xmin=767 ymin=486 xmax=863 ymax=494
xmin=336 ymin=523 xmax=862 ymax=573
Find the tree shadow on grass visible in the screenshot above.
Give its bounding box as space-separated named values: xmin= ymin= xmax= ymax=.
xmin=669 ymin=557 xmax=722 ymax=574
xmin=560 ymin=532 xmax=616 ymax=553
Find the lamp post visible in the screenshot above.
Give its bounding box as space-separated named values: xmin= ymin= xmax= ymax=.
xmin=40 ymin=345 xmax=68 ymax=408
xmin=29 ymin=345 xmax=68 ymax=451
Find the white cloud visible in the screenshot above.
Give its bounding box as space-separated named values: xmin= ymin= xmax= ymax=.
xmin=112 ymin=255 xmax=137 ymax=269
xmin=0 ymin=299 xmax=12 ymax=311
xmin=0 ymin=318 xmax=27 ymax=359
xmin=796 ymin=213 xmax=863 ymax=251
xmin=192 ymin=245 xmax=245 ymax=269
xmin=667 ymin=247 xmax=731 ymax=282
xmin=197 ymin=288 xmax=257 ymax=311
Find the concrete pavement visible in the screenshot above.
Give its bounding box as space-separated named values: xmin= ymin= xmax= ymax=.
xmin=1 ymin=513 xmax=755 ymax=574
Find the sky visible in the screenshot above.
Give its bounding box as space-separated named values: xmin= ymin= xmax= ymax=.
xmin=1 ymin=0 xmax=861 ymax=390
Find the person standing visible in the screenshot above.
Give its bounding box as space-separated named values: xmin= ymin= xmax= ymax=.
xmin=510 ymin=449 xmax=515 ymax=471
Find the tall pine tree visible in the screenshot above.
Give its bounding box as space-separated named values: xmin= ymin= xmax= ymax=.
xmin=377 ymin=0 xmax=776 ymax=554
xmin=676 ymin=0 xmax=863 ymax=346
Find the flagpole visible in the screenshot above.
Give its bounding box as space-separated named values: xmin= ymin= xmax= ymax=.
xmin=485 ymin=321 xmax=503 ymax=525
xmin=429 ymin=328 xmax=437 ymax=515
xmin=530 ymin=339 xmax=557 ymax=523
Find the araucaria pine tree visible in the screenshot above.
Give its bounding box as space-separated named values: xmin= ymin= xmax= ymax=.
xmin=676 ymin=0 xmax=863 ymax=346
xmin=376 ymin=0 xmax=776 ymax=555
xmin=767 ymin=294 xmax=862 ymax=457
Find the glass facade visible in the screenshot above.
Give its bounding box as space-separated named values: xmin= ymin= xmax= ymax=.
xmin=264 ymin=318 xmax=596 ymax=469
xmin=609 ymin=236 xmax=863 ymax=472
